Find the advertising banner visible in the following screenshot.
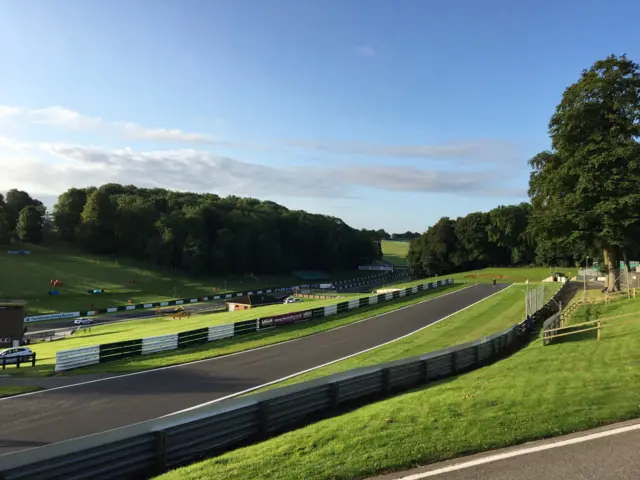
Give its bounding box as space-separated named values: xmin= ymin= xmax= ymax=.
xmin=259 ymin=310 xmax=313 ymax=328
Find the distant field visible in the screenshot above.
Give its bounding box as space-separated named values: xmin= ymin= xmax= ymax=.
xmin=381 ymin=240 xmax=409 ymax=265
xmin=0 ymin=244 xmax=364 ymax=315
xmin=451 ymin=266 xmax=559 ymax=283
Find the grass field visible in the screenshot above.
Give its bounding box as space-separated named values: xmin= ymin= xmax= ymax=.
xmin=158 ymin=293 xmax=640 ymax=480
xmin=450 ymin=266 xmax=558 ymax=283
xmin=381 ymin=240 xmax=409 ymax=265
xmin=8 ymin=282 xmax=465 ymax=377
xmin=0 ymin=244 xmax=369 ymax=315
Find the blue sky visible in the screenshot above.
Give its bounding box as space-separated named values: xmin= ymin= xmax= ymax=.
xmin=0 ymin=0 xmax=639 ymax=233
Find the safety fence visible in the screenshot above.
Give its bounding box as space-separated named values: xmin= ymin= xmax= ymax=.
xmin=54 ymin=279 xmax=454 ymax=372
xmin=0 ymin=282 xmax=568 ymax=480
xmin=24 ymin=272 xmax=399 ymax=324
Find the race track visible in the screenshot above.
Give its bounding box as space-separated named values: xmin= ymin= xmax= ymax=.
xmin=0 ymin=283 xmax=508 ymax=457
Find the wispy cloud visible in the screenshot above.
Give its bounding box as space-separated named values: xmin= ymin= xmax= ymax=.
xmin=0 ymin=104 xmax=228 ymax=146
xmin=285 ymin=139 xmax=518 ymax=164
xmin=355 ymin=44 xmax=378 ymax=57
xmin=0 ymin=137 xmax=523 ymax=200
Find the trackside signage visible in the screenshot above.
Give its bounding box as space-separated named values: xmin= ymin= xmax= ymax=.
xmin=260 ymin=310 xmax=313 ymax=329
xmin=24 ymin=312 xmax=80 ymax=323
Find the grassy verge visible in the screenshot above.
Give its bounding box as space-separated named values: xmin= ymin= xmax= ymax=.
xmin=381 ymin=240 xmax=409 ymax=265
xmin=9 ymin=284 xmax=467 ymax=377
xmin=157 ymin=295 xmax=640 ymax=480
xmin=0 ymin=386 xmax=42 ymax=398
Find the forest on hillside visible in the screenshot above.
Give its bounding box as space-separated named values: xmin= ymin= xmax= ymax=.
xmin=0 ymin=185 xmax=382 ymax=276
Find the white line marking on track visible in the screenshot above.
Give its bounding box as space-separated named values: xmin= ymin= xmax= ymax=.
xmin=393 ymin=422 xmax=640 ymax=479
xmin=0 ymin=283 xmax=499 ymax=401
xmin=170 ymin=284 xmax=512 ymax=414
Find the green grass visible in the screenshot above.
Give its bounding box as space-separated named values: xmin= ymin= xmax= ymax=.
xmin=10 ymin=283 xmax=467 ymax=377
xmin=449 ymin=266 xmax=560 ymax=283
xmin=381 ymin=240 xmax=409 ymax=265
xmin=158 ymin=295 xmax=640 ymax=480
xmin=0 ymin=386 xmax=42 ymax=398
xmin=252 ymin=283 xmax=560 ymax=394
xmin=0 ymin=244 xmax=367 ymax=315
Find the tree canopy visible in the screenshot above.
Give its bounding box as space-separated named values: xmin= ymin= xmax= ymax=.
xmin=528 ymin=54 xmax=640 ymax=291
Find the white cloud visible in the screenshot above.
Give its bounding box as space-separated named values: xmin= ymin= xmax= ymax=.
xmin=0 ymin=137 xmax=523 ymax=201
xmin=30 ymin=106 xmax=103 ymax=130
xmin=0 ymin=104 xmax=225 ymax=146
xmin=285 ymin=139 xmax=518 ymax=164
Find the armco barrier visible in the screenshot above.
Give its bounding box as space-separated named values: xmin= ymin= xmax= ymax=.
xmin=24 ymin=272 xmax=400 ymax=323
xmin=54 ymin=279 xmax=453 ymax=372
xmin=3 ymin=282 xmax=569 ymax=480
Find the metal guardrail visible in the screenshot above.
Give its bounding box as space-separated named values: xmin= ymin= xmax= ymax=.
xmin=0 ymin=282 xmax=569 ymax=480
xmin=54 ymin=280 xmax=453 ymax=372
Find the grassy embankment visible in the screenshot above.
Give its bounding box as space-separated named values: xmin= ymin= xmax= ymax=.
xmin=0 ymin=244 xmax=368 ymax=315
xmin=158 ymin=289 xmax=639 ymax=480
xmin=381 ymin=240 xmax=409 ymax=265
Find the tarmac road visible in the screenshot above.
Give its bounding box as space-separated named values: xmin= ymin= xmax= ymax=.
xmin=0 ymin=283 xmax=507 ymax=456
xmin=369 ymin=419 xmax=640 ymax=480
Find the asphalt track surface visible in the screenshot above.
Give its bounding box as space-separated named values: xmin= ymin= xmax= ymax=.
xmin=370 ymin=419 xmax=640 ymax=480
xmin=0 ymin=283 xmax=506 ymax=457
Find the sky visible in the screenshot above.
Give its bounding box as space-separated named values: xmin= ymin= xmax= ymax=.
xmin=1 ymin=0 xmax=639 ymax=233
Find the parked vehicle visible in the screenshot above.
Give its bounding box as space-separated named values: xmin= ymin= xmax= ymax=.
xmin=73 ymin=318 xmax=93 ymax=325
xmin=0 ymin=347 xmax=33 ymax=364
xmin=283 ymin=297 xmax=303 ymax=304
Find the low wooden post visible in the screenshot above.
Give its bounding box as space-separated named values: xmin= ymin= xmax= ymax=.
xmin=597 ymin=320 xmax=601 ymax=341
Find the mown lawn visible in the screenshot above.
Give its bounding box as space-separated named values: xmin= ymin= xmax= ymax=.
xmin=9 ymin=283 xmax=466 ymax=377
xmin=158 ymin=295 xmax=640 ymax=480
xmin=381 ymin=240 xmax=409 ymax=265
xmin=0 ymin=244 xmax=372 ymax=315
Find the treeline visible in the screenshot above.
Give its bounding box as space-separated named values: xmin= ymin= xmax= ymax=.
xmin=0 ymin=190 xmax=49 ymax=244
xmin=370 ymin=230 xmax=421 ymax=242
xmin=4 ymin=184 xmax=381 ymax=276
xmin=407 ymin=202 xmax=581 ymax=277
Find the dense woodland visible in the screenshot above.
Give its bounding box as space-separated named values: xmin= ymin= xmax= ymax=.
xmin=0 ymin=185 xmax=382 ymax=276
xmin=408 ymin=55 xmax=640 ymax=290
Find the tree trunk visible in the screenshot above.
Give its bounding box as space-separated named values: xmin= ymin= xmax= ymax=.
xmin=622 ymin=250 xmax=632 ymax=274
xmin=604 ymin=245 xmax=621 ymax=292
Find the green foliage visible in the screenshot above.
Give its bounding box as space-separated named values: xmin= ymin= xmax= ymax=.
xmin=528 ymin=54 xmax=640 ymax=291
xmin=16 ymin=205 xmax=44 ymax=243
xmin=47 ymin=183 xmax=380 ymax=276
xmin=408 ymin=204 xmax=537 ymax=277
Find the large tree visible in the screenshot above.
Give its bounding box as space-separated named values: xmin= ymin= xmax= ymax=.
xmin=16 ymin=205 xmax=44 ymax=243
xmin=528 ymin=54 xmax=640 ymax=291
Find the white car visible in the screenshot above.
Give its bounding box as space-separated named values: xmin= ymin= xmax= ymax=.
xmin=284 ymin=297 xmax=303 ymax=304
xmin=0 ymin=347 xmax=33 ymax=364
xmin=74 ymin=318 xmax=93 ymax=325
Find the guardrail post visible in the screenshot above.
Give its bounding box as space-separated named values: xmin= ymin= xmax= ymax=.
xmin=1 ymin=357 xmax=5 ymax=369
xmin=16 ymin=355 xmax=21 ymax=368
xmin=382 ymin=368 xmax=391 ymax=394
xmin=329 ymin=382 xmax=340 ymax=408
xmin=154 ymin=431 xmax=167 ymax=475
xmin=258 ymin=401 xmax=270 ymax=439
xmin=420 ymin=359 xmax=429 ymax=384
xmin=32 ymin=352 xmax=37 ymax=367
